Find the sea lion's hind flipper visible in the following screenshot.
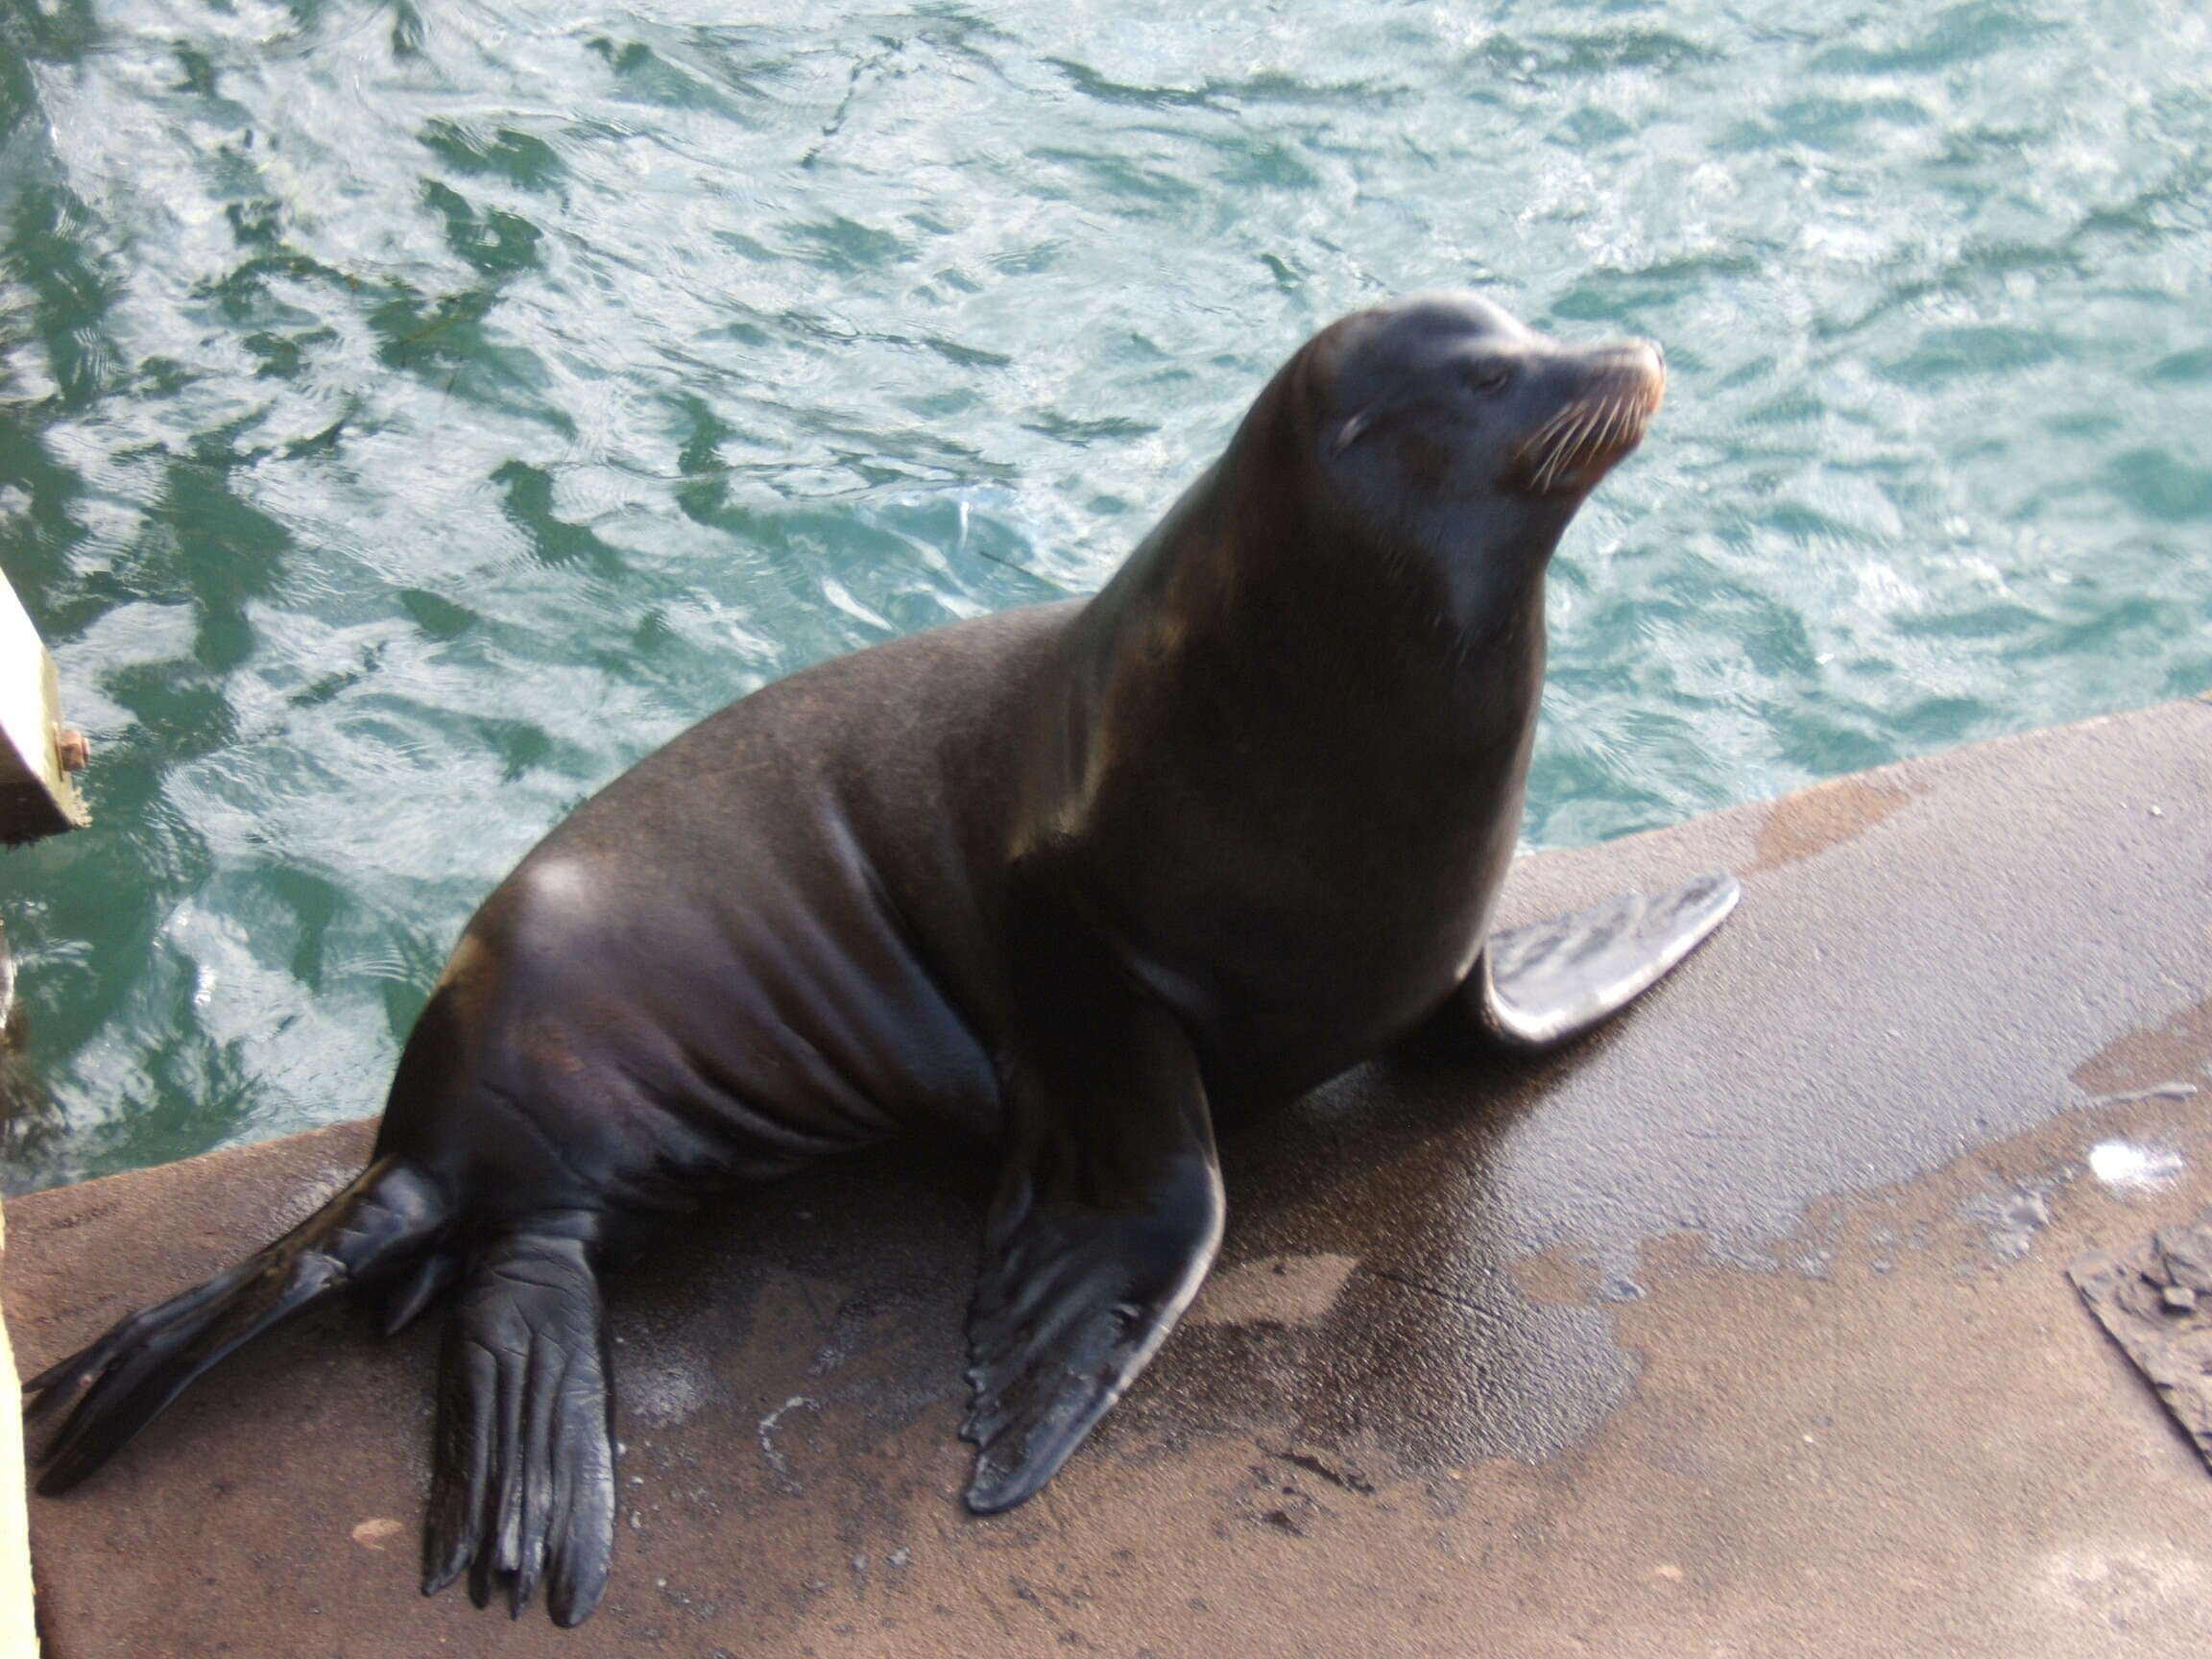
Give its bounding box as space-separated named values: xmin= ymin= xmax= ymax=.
xmin=421 ymin=1219 xmax=614 ymax=1627
xmin=1479 ymin=871 xmax=1740 ymax=1049
xmin=962 ymin=1143 xmax=1223 ymax=1513
xmin=26 ymin=1156 xmax=449 ymax=1494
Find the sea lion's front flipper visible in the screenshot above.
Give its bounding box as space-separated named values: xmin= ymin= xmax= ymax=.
xmin=962 ymin=951 xmax=1223 ymax=1514
xmin=1477 ymin=871 xmax=1740 ymax=1049
xmin=421 ymin=1216 xmax=615 ymax=1627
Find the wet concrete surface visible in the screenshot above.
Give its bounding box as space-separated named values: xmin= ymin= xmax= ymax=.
xmin=9 ymin=694 xmax=2212 ymax=1656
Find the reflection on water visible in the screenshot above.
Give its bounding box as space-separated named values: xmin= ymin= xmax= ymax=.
xmin=1 ymin=0 xmax=2209 ymax=1188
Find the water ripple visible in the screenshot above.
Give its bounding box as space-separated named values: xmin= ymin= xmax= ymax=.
xmin=2 ymin=0 xmax=2210 ymax=1185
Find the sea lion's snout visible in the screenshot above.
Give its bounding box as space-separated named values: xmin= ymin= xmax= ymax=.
xmin=1507 ymin=338 xmax=1666 ymax=497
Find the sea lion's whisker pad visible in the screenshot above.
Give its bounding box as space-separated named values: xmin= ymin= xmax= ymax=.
xmin=25 ymin=291 xmax=1736 ymax=1624
xmin=1504 ymin=345 xmax=1667 ymax=497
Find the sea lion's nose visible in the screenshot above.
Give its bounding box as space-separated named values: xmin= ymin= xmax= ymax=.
xmin=1597 ymin=339 xmax=1667 ymax=413
xmin=1604 ymin=337 xmax=1666 ymax=384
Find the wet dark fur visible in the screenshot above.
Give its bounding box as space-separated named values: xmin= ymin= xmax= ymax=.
xmin=29 ymin=295 xmax=1688 ymax=1625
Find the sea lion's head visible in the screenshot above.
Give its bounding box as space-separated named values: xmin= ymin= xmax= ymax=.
xmin=1301 ymin=293 xmax=1664 ymax=588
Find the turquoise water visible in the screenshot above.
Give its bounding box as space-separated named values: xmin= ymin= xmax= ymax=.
xmin=2 ymin=0 xmax=2208 ymax=1190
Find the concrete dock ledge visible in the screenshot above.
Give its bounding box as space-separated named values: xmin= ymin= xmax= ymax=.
xmin=9 ymin=695 xmax=2212 ymax=1656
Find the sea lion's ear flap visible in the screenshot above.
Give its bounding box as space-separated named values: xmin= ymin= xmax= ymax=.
xmin=960 ymin=883 xmax=1224 ymax=1513
xmin=1472 ymin=871 xmax=1740 ymax=1050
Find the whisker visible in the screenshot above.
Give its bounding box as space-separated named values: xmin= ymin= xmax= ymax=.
xmin=1522 ymin=401 xmax=1581 ymax=459
xmin=1523 ymin=379 xmax=1657 ymax=493
xmin=1587 ymin=395 xmax=1629 ymax=462
xmin=1564 ymin=400 xmax=1611 ymax=469
xmin=1610 ymin=397 xmax=1646 ymax=451
xmin=1551 ymin=400 xmax=1606 ymax=484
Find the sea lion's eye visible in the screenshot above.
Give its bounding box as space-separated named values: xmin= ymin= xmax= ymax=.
xmin=1465 ymin=362 xmax=1515 ymax=395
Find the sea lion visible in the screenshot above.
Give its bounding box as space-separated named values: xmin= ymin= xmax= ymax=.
xmin=26 ymin=293 xmax=1738 ymax=1625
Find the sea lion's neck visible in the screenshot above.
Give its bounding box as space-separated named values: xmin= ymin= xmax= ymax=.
xmin=1154 ymin=438 xmax=1560 ymax=742
xmin=1035 ymin=453 xmax=1556 ymax=866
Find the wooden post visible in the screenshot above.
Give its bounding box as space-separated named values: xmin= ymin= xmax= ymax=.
xmin=0 ymin=564 xmax=69 ymax=1654
xmin=0 ymin=570 xmax=87 ymax=847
